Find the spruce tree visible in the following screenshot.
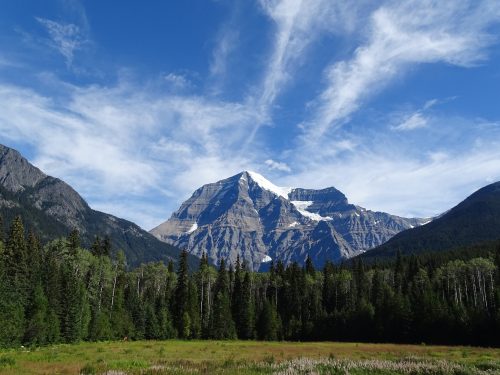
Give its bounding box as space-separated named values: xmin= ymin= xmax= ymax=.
xmin=187 ymin=279 xmax=201 ymax=338
xmin=305 ymin=255 xmax=315 ymax=276
xmin=91 ymin=236 xmax=102 ymax=257
xmin=67 ymin=229 xmax=80 ymax=255
xmin=209 ymin=259 xmax=236 ymax=339
xmin=173 ymin=250 xmax=190 ymax=338
xmin=5 ymin=216 xmax=29 ymax=298
xmin=102 ymin=236 xmax=112 ymax=258
xmin=232 ymin=255 xmax=244 ymax=337
xmin=257 ymin=300 xmax=279 ymax=340
xmin=240 ymin=272 xmax=255 ymax=339
xmin=23 ymin=284 xmax=49 ymax=346
xmin=144 ymin=302 xmax=160 ymax=339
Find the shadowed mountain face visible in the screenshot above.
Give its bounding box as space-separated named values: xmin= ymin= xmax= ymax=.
xmin=151 ymin=171 xmax=426 ymax=270
xmin=361 ymin=181 xmax=500 ymax=260
xmin=0 ymin=144 xmax=197 ymax=268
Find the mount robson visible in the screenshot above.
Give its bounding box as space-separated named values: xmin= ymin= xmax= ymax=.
xmin=151 ymin=171 xmax=429 ymax=270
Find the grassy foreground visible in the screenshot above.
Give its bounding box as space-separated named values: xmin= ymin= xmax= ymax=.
xmin=0 ymin=340 xmax=499 ymax=374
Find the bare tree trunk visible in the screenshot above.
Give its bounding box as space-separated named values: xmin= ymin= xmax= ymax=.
xmin=110 ymin=264 xmax=118 ymax=319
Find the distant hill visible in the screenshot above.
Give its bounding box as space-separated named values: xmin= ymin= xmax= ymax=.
xmin=0 ymin=144 xmax=198 ymax=268
xmin=361 ymin=181 xmax=500 ymax=260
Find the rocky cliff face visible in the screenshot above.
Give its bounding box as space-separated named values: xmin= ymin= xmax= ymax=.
xmin=151 ymin=171 xmax=427 ymax=270
xmin=0 ymin=144 xmax=195 ymax=268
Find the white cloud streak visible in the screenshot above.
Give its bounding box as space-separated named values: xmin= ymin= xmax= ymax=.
xmin=36 ymin=17 xmax=87 ymax=67
xmin=0 ymin=81 xmax=266 ymax=228
xmin=392 ymin=113 xmax=428 ymax=131
xmin=265 ymin=159 xmax=291 ymax=172
xmin=256 ymin=0 xmax=362 ymax=109
xmin=302 ymin=0 xmax=500 ymax=143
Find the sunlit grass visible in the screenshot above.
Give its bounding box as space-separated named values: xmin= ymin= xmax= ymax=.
xmin=0 ymin=340 xmax=499 ymax=374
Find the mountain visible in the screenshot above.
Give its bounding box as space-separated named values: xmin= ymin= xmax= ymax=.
xmin=361 ymin=181 xmax=500 ymax=260
xmin=151 ymin=171 xmax=426 ymax=270
xmin=0 ymin=144 xmax=196 ymax=268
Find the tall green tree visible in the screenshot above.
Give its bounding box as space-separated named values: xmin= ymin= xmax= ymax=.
xmin=209 ymin=259 xmax=236 ymax=339
xmin=239 ymin=272 xmax=255 ymax=339
xmin=173 ymin=250 xmax=190 ymax=338
xmin=257 ymin=300 xmax=280 ymax=341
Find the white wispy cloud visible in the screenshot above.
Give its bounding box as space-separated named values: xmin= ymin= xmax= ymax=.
xmin=256 ymin=0 xmax=361 ymax=109
xmin=163 ymin=73 xmax=192 ymax=90
xmin=265 ymin=159 xmax=291 ymax=172
xmin=392 ymin=112 xmax=428 ymax=131
xmin=302 ymin=0 xmax=500 ymax=144
xmin=0 ymin=80 xmax=266 ymax=228
xmin=210 ymin=28 xmax=239 ymax=80
xmin=36 ymin=17 xmax=88 ymax=67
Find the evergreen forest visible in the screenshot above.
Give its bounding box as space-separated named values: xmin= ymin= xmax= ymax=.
xmin=1 ymin=215 xmax=499 ymax=348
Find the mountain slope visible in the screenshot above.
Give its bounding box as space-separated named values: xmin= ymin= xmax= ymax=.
xmin=151 ymin=171 xmax=426 ymax=270
xmin=0 ymin=144 xmax=196 ymax=268
xmin=362 ymin=181 xmax=500 ymax=259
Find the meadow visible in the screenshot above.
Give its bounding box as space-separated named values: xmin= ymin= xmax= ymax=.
xmin=0 ymin=340 xmax=499 ymax=374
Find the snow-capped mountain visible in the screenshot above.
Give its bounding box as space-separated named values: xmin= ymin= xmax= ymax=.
xmin=151 ymin=171 xmax=427 ymax=270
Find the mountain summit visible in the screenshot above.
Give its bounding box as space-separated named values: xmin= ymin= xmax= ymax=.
xmin=151 ymin=171 xmax=427 ymax=270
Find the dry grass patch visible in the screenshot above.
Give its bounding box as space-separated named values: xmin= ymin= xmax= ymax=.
xmin=0 ymin=340 xmax=499 ymax=374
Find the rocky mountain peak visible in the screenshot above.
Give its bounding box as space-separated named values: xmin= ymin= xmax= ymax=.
xmin=0 ymin=144 xmax=46 ymax=193
xmin=151 ymin=171 xmax=427 ymax=270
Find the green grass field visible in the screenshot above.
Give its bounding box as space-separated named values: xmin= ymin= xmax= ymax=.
xmin=0 ymin=340 xmax=499 ymax=374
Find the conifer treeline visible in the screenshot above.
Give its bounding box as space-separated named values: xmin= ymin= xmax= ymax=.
xmin=0 ymin=216 xmax=499 ymax=348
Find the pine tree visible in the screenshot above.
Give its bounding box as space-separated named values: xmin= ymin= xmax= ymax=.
xmin=209 ymin=259 xmax=236 ymax=339
xmin=5 ymin=216 xmax=29 ymax=300
xmin=102 ymin=236 xmax=112 ymax=258
xmin=240 ymin=272 xmax=255 ymax=339
xmin=394 ymin=250 xmax=405 ymax=294
xmin=305 ymin=255 xmax=315 ymax=276
xmin=144 ymin=302 xmax=160 ymax=339
xmin=257 ymin=300 xmax=279 ymax=340
xmin=61 ymin=264 xmax=89 ymax=343
xmin=173 ymin=250 xmax=190 ymax=338
xmin=0 ymin=250 xmax=24 ymax=347
xmin=157 ymin=298 xmax=175 ymax=339
xmin=23 ymin=284 xmax=49 ymax=346
xmin=187 ymin=279 xmax=201 ymax=338
xmin=91 ymin=236 xmax=102 ymax=257
xmin=232 ymin=255 xmax=245 ymax=337
xmin=67 ymin=229 xmax=80 ymax=255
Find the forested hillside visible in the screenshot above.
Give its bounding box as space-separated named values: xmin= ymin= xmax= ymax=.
xmin=364 ymin=181 xmax=500 ymax=259
xmin=0 ymin=215 xmax=499 ymax=348
xmin=0 ymin=144 xmax=194 ymax=268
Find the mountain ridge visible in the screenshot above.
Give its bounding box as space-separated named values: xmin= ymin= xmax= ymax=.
xmin=151 ymin=171 xmax=427 ymax=270
xmin=360 ymin=180 xmax=500 ymax=260
xmin=0 ymin=143 xmax=198 ymax=268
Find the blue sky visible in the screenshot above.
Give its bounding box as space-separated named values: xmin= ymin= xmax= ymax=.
xmin=1 ymin=0 xmax=500 ymax=230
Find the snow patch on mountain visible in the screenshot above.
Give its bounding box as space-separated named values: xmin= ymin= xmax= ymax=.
xmin=291 ymin=200 xmax=333 ymax=221
xmin=247 ymin=171 xmax=292 ymax=199
xmin=186 ymin=222 xmax=198 ymax=234
xmin=262 ymin=255 xmax=272 ymax=263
